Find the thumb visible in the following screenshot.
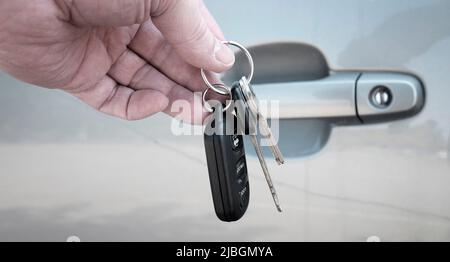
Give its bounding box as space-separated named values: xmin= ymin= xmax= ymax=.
xmin=151 ymin=0 xmax=235 ymax=72
xmin=59 ymin=0 xmax=152 ymax=27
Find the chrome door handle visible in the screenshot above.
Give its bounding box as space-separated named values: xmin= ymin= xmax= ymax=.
xmin=253 ymin=71 xmax=424 ymax=123
xmin=254 ymin=72 xmax=358 ymax=120
xmin=221 ymin=42 xmax=426 ymax=157
xmin=223 ymin=42 xmax=425 ymax=124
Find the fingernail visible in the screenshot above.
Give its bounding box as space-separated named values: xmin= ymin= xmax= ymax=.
xmin=215 ymin=43 xmax=235 ymax=67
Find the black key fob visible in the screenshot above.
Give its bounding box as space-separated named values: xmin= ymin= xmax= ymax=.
xmin=204 ymin=111 xmax=250 ymax=222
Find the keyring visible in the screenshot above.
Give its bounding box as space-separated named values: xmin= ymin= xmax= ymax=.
xmin=202 ymin=84 xmax=233 ymax=113
xmin=200 ymin=41 xmax=254 ymax=95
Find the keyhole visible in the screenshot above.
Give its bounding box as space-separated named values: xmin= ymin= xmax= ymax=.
xmin=370 ymin=86 xmax=393 ymax=109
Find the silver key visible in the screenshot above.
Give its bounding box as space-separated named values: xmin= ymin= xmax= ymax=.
xmin=239 ymin=77 xmax=285 ymax=165
xmin=249 ymin=135 xmax=283 ymax=212
xmin=233 ymin=77 xmax=283 ymax=212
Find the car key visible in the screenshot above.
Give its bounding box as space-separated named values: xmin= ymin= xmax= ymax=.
xmin=232 ymin=79 xmax=283 ymax=212
xmin=201 ymin=40 xmax=284 ymax=218
xmin=204 ymin=103 xmax=250 ymax=222
xmin=238 ymin=77 xmax=285 ymax=165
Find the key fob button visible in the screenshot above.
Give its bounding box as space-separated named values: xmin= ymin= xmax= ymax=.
xmin=239 ymin=183 xmax=249 ymax=209
xmin=236 ymin=157 xmax=247 ymax=178
xmin=231 ymin=134 xmax=242 ymax=151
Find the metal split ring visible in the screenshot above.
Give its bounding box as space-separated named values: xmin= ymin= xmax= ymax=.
xmin=202 ymin=84 xmax=233 ymax=113
xmin=200 ymin=41 xmax=254 ymax=95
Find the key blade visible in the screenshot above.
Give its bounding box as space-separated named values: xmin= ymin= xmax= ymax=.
xmin=249 ymin=135 xmax=282 ymax=212
xmin=257 ymin=114 xmax=285 ymax=165
xmin=248 ymin=106 xmax=285 ymax=165
xmin=239 ymin=78 xmax=285 ymax=165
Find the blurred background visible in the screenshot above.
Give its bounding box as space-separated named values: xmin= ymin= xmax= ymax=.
xmin=1 ymin=0 xmax=450 ymax=241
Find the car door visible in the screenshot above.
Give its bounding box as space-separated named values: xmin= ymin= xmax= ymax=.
xmin=0 ymin=0 xmax=449 ymax=241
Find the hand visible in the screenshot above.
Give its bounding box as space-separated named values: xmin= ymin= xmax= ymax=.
xmin=0 ymin=0 xmax=234 ymax=122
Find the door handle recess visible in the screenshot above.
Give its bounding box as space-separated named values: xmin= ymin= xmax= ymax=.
xmin=254 ymin=71 xmax=424 ymax=124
